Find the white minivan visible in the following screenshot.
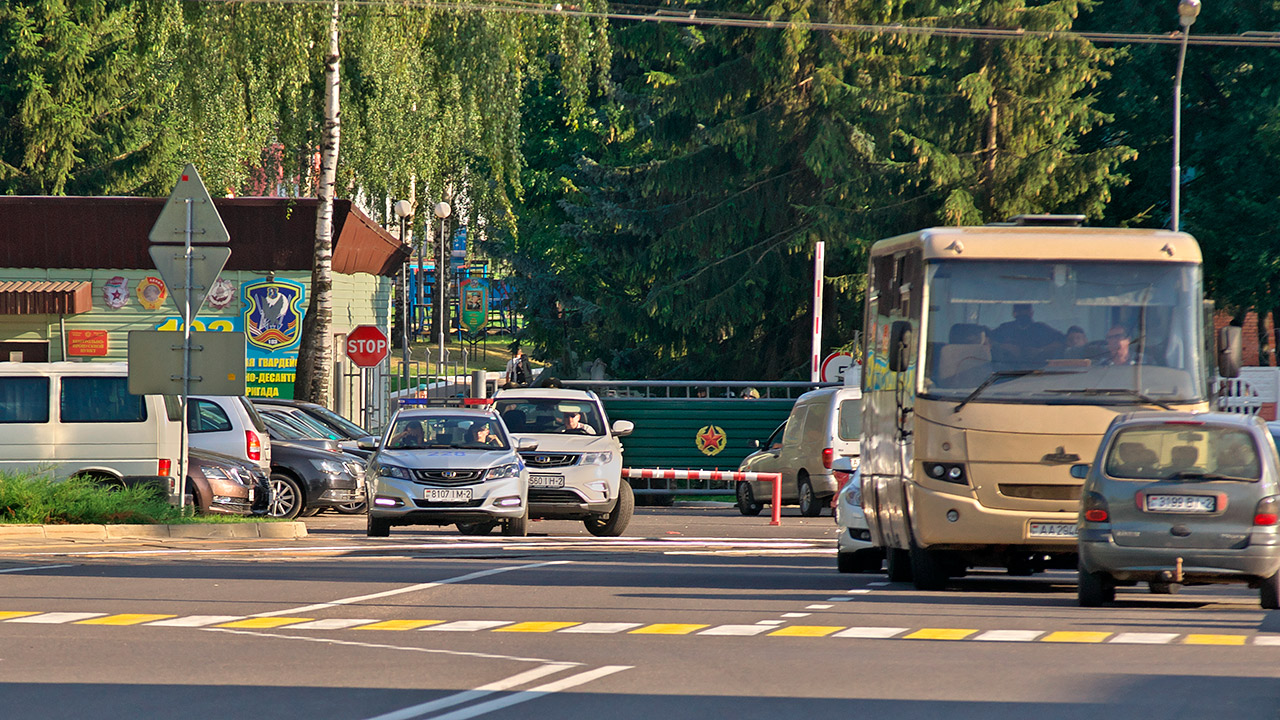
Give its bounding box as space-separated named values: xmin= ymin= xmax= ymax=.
xmin=737 ymin=386 xmax=862 ymax=517
xmin=0 ymin=362 xmax=183 ymax=497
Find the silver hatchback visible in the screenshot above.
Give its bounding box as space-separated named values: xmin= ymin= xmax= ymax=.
xmin=364 ymin=408 xmax=533 ymax=537
xmin=1075 ymin=411 xmax=1280 ymax=607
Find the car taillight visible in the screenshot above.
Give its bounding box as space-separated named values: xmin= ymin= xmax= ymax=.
xmin=1083 ymin=491 xmax=1109 ymax=523
xmin=1254 ymin=496 xmax=1279 ymax=526
xmin=158 ymin=459 xmax=172 ymax=477
xmin=822 ymin=448 xmax=834 ymax=470
xmin=246 ymin=431 xmax=262 ymax=462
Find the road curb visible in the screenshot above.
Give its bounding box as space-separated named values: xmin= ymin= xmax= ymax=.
xmin=0 ymin=522 xmax=307 ymax=541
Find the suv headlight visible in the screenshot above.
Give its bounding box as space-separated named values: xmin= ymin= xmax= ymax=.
xmin=201 ymin=466 xmax=230 ymax=481
xmin=580 ymin=452 xmax=614 ymax=465
xmin=374 ymin=462 xmax=413 ymax=480
xmin=486 ymin=462 xmax=521 ymax=480
xmin=315 ymin=459 xmax=347 ymax=476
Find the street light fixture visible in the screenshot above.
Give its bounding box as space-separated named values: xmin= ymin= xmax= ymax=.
xmin=433 ymin=201 xmax=452 ymax=386
xmin=393 ymin=200 xmax=414 ymax=394
xmin=1171 ymin=0 xmax=1200 ymax=233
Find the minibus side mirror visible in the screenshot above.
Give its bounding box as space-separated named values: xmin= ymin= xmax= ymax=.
xmin=1219 ymin=326 xmax=1242 ymax=379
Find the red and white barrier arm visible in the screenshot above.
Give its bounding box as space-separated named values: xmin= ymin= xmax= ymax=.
xmin=622 ymin=468 xmax=783 ymax=526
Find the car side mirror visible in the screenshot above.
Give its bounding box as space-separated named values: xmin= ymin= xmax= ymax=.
xmin=611 ymin=420 xmax=634 ymax=437
xmin=1219 ymin=325 xmax=1243 ymax=378
xmin=1069 ymin=463 xmax=1090 ymax=480
xmin=750 ymin=439 xmax=761 ymax=449
xmin=517 ymin=437 xmax=539 ymax=452
xmin=830 ymin=457 xmax=856 ymax=473
xmin=357 ymin=435 xmax=380 ymax=450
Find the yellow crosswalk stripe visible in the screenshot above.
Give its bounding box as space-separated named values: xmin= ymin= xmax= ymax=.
xmin=630 ymin=623 xmax=708 ymax=635
xmin=215 ymin=617 xmax=313 ymax=629
xmin=0 ymin=611 xmax=39 ymax=620
xmin=493 ymin=621 xmax=580 ymax=633
xmin=1041 ymin=632 xmax=1111 ymax=643
xmin=769 ymin=626 xmax=843 ymax=637
xmin=1184 ymin=634 xmax=1247 ymax=645
xmin=354 ymin=620 xmax=444 ymax=631
xmin=904 ymin=628 xmax=977 ymax=641
xmin=77 ymin=614 xmax=176 ymax=626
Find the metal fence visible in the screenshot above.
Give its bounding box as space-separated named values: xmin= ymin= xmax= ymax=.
xmin=560 ymin=379 xmax=839 ymax=400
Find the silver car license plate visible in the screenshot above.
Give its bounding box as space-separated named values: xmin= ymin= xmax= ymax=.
xmin=530 ymin=474 xmax=565 ymax=488
xmin=425 ymin=488 xmax=473 ymax=502
xmin=1028 ymin=522 xmax=1077 ymax=538
xmin=1145 ymin=494 xmax=1215 ymax=513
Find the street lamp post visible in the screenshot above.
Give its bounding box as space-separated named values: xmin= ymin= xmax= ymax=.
xmin=1171 ymin=0 xmax=1201 ymax=233
xmin=433 ymin=201 xmax=452 ymax=386
xmin=393 ymin=200 xmax=414 ymax=395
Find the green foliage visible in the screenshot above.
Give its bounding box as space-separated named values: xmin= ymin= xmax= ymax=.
xmin=0 ymin=472 xmax=181 ymax=524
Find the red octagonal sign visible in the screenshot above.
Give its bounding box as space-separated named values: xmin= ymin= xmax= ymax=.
xmin=346 ymin=325 xmax=389 ymax=367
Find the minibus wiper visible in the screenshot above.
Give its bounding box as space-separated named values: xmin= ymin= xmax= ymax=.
xmin=1044 ymin=388 xmax=1173 ymax=410
xmin=952 ymin=369 xmax=1064 ymax=413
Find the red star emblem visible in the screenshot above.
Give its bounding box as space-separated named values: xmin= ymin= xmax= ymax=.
xmin=696 ymin=425 xmax=727 ymax=455
xmin=698 ymin=427 xmax=724 ymax=447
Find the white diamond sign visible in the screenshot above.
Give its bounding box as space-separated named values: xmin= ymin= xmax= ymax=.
xmin=148 ymin=244 xmax=231 ymax=317
xmin=148 ymin=163 xmax=229 ymax=245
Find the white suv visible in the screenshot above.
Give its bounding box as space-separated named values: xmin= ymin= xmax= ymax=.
xmin=491 ymin=388 xmax=635 ymax=536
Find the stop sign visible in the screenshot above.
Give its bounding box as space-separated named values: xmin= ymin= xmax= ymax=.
xmin=346 ymin=325 xmax=389 ymax=367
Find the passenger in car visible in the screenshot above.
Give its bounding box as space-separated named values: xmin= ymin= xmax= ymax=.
xmin=389 ymin=421 xmax=425 ymax=449
xmin=1167 ymin=445 xmax=1200 ymax=474
xmin=1109 ymin=441 xmax=1159 ymax=476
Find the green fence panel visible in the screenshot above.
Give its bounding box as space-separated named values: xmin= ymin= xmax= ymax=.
xmin=602 ymin=398 xmax=795 ymax=472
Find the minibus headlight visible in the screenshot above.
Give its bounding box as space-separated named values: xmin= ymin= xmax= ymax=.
xmin=924 ymin=462 xmax=967 ymax=485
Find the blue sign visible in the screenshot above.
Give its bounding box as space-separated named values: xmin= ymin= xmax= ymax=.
xmin=241 ymin=277 xmax=307 ymax=399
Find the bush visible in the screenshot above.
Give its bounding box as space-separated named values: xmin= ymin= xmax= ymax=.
xmin=0 ymin=472 xmax=185 ymax=525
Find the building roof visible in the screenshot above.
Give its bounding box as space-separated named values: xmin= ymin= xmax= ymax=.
xmin=0 ymin=197 xmax=408 ymax=276
xmin=0 ymin=280 xmax=92 ymax=314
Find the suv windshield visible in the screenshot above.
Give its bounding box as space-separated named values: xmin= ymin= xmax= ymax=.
xmin=386 ymin=415 xmax=509 ymax=450
xmin=492 ymin=399 xmax=605 ymax=436
xmin=1104 ymin=425 xmax=1261 ymax=481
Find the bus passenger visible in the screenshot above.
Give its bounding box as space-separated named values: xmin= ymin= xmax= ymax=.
xmin=990 ymin=304 xmax=1065 ymax=363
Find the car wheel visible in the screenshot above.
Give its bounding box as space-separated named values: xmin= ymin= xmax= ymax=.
xmin=1261 ymin=570 xmax=1280 ymax=610
xmin=367 ymin=512 xmax=390 ymax=537
xmin=456 ymin=520 xmax=497 ymax=536
xmin=502 ymin=509 xmax=529 ymax=537
xmin=886 ymin=548 xmax=912 ymax=583
xmin=1077 ymin=564 xmax=1115 ymax=607
xmin=838 ymin=549 xmax=883 ymax=574
xmin=334 ymin=501 xmax=367 ymax=515
xmin=736 ymin=481 xmax=763 ymax=517
xmin=909 ymin=536 xmax=949 ymax=591
xmin=798 ymin=476 xmax=821 ymax=517
xmin=267 ymin=474 xmax=303 ymax=519
xmin=299 ymin=506 xmax=322 ymax=518
xmin=585 ymin=482 xmax=634 ymax=537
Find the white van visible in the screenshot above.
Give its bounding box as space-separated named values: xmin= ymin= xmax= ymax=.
xmin=0 ymin=362 xmax=182 ymax=496
xmin=737 ymin=386 xmax=862 ymax=517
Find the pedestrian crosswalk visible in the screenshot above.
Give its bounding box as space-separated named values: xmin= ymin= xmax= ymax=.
xmin=1 ymin=609 xmax=1276 ymax=646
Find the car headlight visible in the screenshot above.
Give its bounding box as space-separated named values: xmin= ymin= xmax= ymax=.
xmin=375 ymin=462 xmax=413 ymax=480
xmin=201 ymin=466 xmax=230 ymax=481
xmin=316 ymin=459 xmax=347 ymax=475
xmin=846 ymin=484 xmax=862 ymax=506
xmin=486 ymin=462 xmax=521 ymax=480
xmin=580 ymin=452 xmax=614 ymax=465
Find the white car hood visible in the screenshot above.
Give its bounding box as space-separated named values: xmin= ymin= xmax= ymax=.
xmin=379 ymin=448 xmax=517 ymax=470
xmin=516 ymin=433 xmax=615 ymax=453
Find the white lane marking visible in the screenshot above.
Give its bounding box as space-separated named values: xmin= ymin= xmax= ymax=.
xmin=698 ymin=625 xmax=771 ymax=636
xmin=1253 ymin=636 xmax=1280 ymax=646
xmin=204 ymin=628 xmax=576 ymax=664
xmin=557 ymin=623 xmax=641 ymax=634
xmin=781 ymin=613 xmax=810 ymax=618
xmin=421 ymin=666 xmax=632 ymax=720
xmin=147 ymin=615 xmax=246 ymax=627
xmin=7 ymin=612 xmax=106 ymax=624
xmin=975 ymin=630 xmax=1044 ymax=642
xmin=846 ymin=589 xmax=870 ymax=594
xmin=833 ymin=626 xmax=907 ymax=639
xmin=359 ymin=663 xmax=576 ymax=720
xmin=754 ymin=620 xmax=785 ymax=626
xmin=0 ymin=564 xmax=74 ymax=574
xmin=664 ymin=549 xmax=834 ymax=557
xmin=423 ymin=621 xmax=514 ymax=632
xmin=287 ymin=618 xmax=378 ymax=631
xmin=806 ymin=604 xmax=834 ymax=610
xmin=1109 ymin=632 xmax=1179 ymax=644
xmin=252 ymin=561 xmax=570 ymax=617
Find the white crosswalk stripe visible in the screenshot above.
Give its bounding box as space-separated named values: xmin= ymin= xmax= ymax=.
xmin=1109 ymin=632 xmax=1179 ymax=644
xmin=146 ymin=615 xmax=247 ymax=627
xmin=557 ymin=622 xmax=641 ymax=634
xmin=423 ymin=620 xmax=514 ymax=632
xmin=698 ymin=624 xmax=772 ymax=636
xmin=8 ymin=612 xmax=106 ymax=624
xmin=975 ymin=630 xmax=1045 ymax=642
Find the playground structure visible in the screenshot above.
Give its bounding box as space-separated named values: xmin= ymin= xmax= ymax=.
xmin=398 ymin=260 xmax=520 ymax=342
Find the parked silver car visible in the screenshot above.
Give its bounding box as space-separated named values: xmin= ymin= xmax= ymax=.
xmin=1075 ymin=411 xmax=1280 ymax=607
xmin=364 ymin=406 xmax=534 ymax=537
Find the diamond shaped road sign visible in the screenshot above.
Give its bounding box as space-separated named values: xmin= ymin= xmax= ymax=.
xmin=148 ymin=163 xmax=230 ymax=245
xmin=149 ymin=244 xmax=231 ymax=317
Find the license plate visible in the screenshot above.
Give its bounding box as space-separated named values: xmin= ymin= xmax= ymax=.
xmin=1029 ymin=522 xmax=1078 ymax=538
xmin=1145 ymin=494 xmax=1215 ymax=513
xmin=530 ymin=474 xmax=565 ymax=488
xmin=425 ymin=488 xmax=473 ymax=502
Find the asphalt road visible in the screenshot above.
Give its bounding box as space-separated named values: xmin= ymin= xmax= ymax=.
xmin=2 ymin=504 xmax=1279 ymax=719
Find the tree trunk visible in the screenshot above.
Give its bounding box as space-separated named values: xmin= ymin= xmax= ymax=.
xmin=295 ymin=0 xmax=341 ymax=405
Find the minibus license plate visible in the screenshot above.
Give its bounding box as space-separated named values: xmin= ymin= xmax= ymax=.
xmin=1145 ymin=494 xmax=1215 ymax=513
xmin=1029 ymin=522 xmax=1077 ymax=538
xmin=425 ymin=489 xmax=472 ymax=502
xmin=530 ymin=474 xmax=565 ymax=488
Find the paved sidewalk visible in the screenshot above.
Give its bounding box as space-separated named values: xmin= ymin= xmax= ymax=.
xmin=0 ymin=521 xmax=306 ymax=547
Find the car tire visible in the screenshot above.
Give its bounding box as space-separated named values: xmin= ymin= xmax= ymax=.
xmin=798 ymin=476 xmax=821 ymax=517
xmin=1077 ymin=564 xmax=1115 ymax=607
xmin=886 ymin=548 xmax=912 ymax=583
xmin=736 ymin=482 xmax=762 ymax=517
xmin=503 ymin=510 xmax=529 ymax=537
xmin=1261 ymin=570 xmax=1280 ymax=610
xmin=909 ymin=537 xmax=949 ymax=591
xmin=838 ymin=549 xmax=883 ymax=574
xmin=367 ymin=512 xmax=390 ymax=537
xmin=585 ymin=482 xmax=634 ymax=537
xmin=334 ymin=501 xmax=367 ymax=515
xmin=267 ymin=474 xmax=303 ymax=519
xmin=299 ymin=506 xmax=322 ymax=518
xmin=456 ymin=520 xmax=497 ymax=536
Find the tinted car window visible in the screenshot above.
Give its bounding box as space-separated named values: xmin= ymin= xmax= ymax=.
xmin=387 ymin=415 xmax=508 ymax=450
xmin=837 ymin=399 xmax=861 ymax=440
xmin=492 ymin=399 xmax=603 ymax=436
xmin=0 ymin=377 xmax=49 ymax=423
xmin=61 ymin=377 xmax=145 ymax=423
xmin=1105 ymin=425 xmax=1261 ymax=481
xmin=188 ymin=399 xmax=233 ymax=433
xmin=238 ymin=397 xmax=268 ymax=432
